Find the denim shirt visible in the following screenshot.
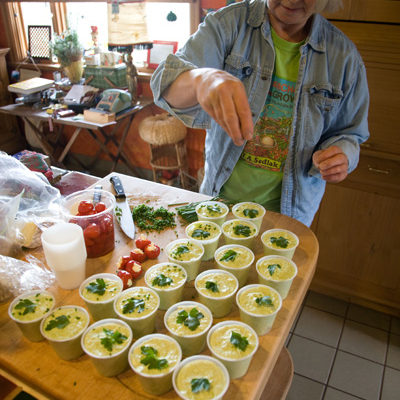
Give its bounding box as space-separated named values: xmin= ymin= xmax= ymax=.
xmin=150 ymin=0 xmax=369 ymax=226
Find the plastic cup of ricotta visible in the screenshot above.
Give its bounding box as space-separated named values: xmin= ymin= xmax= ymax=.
xmin=195 ymin=200 xmax=229 ymax=226
xmin=232 ymin=201 xmax=266 ymax=231
xmin=221 ymin=218 xmax=258 ymax=249
xmin=8 ymin=290 xmax=55 ymax=342
xmin=261 ymin=228 xmax=299 ymax=260
xmin=128 ymin=333 xmax=182 ymax=396
xmin=40 ymin=305 xmax=90 ymax=360
xmin=207 ymin=320 xmax=259 ymax=379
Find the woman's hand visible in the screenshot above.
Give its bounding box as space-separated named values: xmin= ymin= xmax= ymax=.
xmin=312 ymin=146 xmax=349 ymax=183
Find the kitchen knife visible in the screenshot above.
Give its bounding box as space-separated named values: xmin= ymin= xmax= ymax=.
xmin=110 ymin=176 xmax=135 ymax=239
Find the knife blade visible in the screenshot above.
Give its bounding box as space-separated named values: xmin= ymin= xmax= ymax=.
xmin=110 ymin=176 xmax=135 ymax=239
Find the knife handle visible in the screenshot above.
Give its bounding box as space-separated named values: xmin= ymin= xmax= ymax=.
xmin=110 ymin=176 xmax=126 ymax=199
xmin=93 ymin=185 xmax=103 ymax=204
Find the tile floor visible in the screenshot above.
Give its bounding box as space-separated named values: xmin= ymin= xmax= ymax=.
xmin=286 ymin=290 xmax=400 ymax=400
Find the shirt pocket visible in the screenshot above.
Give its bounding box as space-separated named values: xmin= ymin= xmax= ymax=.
xmin=307 ymin=83 xmax=343 ymax=112
xmin=224 ymin=53 xmax=254 ymax=80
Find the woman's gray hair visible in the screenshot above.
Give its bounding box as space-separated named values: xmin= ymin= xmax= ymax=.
xmin=320 ymin=0 xmax=343 ymax=14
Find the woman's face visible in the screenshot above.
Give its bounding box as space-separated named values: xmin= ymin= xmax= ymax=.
xmin=267 ymin=0 xmax=324 ymax=30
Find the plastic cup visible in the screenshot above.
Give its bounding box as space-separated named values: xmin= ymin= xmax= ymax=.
xmin=256 ymin=255 xmax=298 ymax=299
xmin=261 ymin=228 xmax=299 ymax=260
xmin=214 ymin=244 xmax=255 ymax=287
xmin=173 ymin=355 xmax=230 ymax=400
xmin=194 ymin=269 xmax=238 ymax=318
xmin=62 ymin=189 xmax=116 ymax=258
xmin=41 ymin=222 xmax=87 ymax=290
xmin=207 ymin=320 xmax=259 ymax=379
xmin=236 ymin=284 xmax=282 ymax=336
xmin=165 ymin=239 xmax=204 ymax=281
xmin=81 ymin=318 xmax=133 ymax=377
xmin=195 ymin=200 xmax=229 ymax=226
xmin=164 ymin=301 xmax=213 ymax=356
xmin=8 ymin=290 xmax=55 ymax=342
xmin=144 ymin=262 xmax=187 ymax=310
xmin=79 ymin=273 xmax=123 ymax=321
xmin=113 ymin=286 xmax=160 ymax=338
xmin=185 ymin=220 xmax=221 ymax=261
xmin=221 ymin=218 xmax=258 ymax=249
xmin=232 ymin=202 xmax=266 ymax=231
xmin=128 ymin=333 xmax=182 ymax=396
xmin=40 ymin=305 xmax=89 ymax=360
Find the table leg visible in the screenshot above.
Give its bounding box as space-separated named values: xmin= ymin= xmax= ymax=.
xmin=57 ymin=127 xmax=82 ymax=163
xmin=110 ymin=113 xmax=135 ymax=171
xmin=23 ymin=116 xmax=54 ymax=157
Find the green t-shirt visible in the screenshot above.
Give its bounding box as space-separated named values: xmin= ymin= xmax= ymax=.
xmin=220 ymin=29 xmax=303 ymax=212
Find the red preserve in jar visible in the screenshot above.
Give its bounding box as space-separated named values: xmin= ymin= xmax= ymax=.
xmin=63 ymin=189 xmax=116 ymax=258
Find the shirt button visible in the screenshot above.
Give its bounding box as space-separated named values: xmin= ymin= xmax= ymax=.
xmin=242 ymin=66 xmax=253 ymax=76
xmin=261 ymin=76 xmax=267 ymax=80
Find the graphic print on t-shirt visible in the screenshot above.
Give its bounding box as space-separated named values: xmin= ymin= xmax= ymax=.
xmin=240 ymin=75 xmax=295 ymax=172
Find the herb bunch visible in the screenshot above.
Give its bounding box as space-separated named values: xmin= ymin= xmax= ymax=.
xmin=131 ymin=204 xmax=176 ymax=232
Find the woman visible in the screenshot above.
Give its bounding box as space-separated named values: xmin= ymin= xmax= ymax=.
xmin=150 ymin=0 xmax=369 ymax=226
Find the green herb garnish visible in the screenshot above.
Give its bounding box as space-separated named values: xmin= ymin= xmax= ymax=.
xmin=100 ymin=328 xmax=127 ymax=352
xmin=220 ymin=249 xmax=238 ymax=262
xmin=114 ymin=205 xmax=123 ymax=223
xmin=45 ymin=315 xmax=70 ymax=331
xmin=191 ymin=378 xmax=210 ymax=393
xmin=14 ymin=299 xmax=37 ymax=315
xmin=86 ymin=278 xmax=107 ymax=296
xmin=243 ymin=208 xmax=259 ymax=218
xmin=255 ymin=296 xmax=274 ymax=307
xmin=122 ymin=297 xmax=145 ymax=314
xmin=140 ymin=346 xmax=169 ymax=370
xmin=205 ymin=281 xmax=219 ymax=293
xmin=172 ymin=245 xmax=190 ymax=257
xmin=191 ymin=228 xmax=211 ymax=239
xmin=270 ymin=236 xmax=289 ymax=248
xmin=206 ymin=204 xmax=221 ymax=215
xmin=152 ymin=273 xmax=173 ymax=287
xmin=131 ymin=204 xmax=176 ymax=232
xmin=267 ymin=264 xmax=281 ymax=276
xmin=176 ymin=308 xmax=204 ymax=331
xmin=230 ymin=331 xmax=249 ymax=351
xmin=233 ymin=224 xmax=251 ymax=237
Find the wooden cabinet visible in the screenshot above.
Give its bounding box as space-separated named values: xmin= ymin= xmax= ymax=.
xmin=312 ymin=2 xmax=400 ymax=315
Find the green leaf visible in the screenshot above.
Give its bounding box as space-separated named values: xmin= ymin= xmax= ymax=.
xmin=230 ymin=331 xmax=249 ymax=351
xmin=152 ymin=273 xmax=173 ymax=287
xmin=267 ymin=264 xmax=281 ymax=276
xmin=176 ymin=308 xmax=204 ymax=331
xmin=100 ymin=328 xmax=127 ymax=352
xmin=45 ymin=315 xmax=70 ymax=331
xmin=255 ymin=296 xmax=274 ymax=307
xmin=86 ymin=278 xmax=107 ymax=296
xmin=173 ymin=245 xmax=190 ymax=257
xmin=140 ymin=346 xmax=169 ymax=370
xmin=219 ymin=249 xmax=237 ymax=262
xmin=191 ymin=228 xmax=211 ymax=239
xmin=243 ymin=208 xmax=259 ymax=218
xmin=122 ymin=297 xmax=145 ymax=314
xmin=15 ymin=299 xmax=37 ymax=315
xmin=205 ymin=281 xmax=219 ymax=293
xmin=270 ymin=236 xmax=289 ymax=248
xmin=191 ymin=378 xmax=210 ymax=393
xmin=233 ymin=224 xmax=251 ymax=237
xmin=206 ymin=204 xmax=221 ymax=215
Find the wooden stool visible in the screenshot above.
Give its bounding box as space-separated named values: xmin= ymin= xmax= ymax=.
xmin=139 ymin=113 xmax=189 ymax=189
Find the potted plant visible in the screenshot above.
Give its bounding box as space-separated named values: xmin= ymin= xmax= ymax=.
xmin=50 ymin=30 xmax=83 ymax=83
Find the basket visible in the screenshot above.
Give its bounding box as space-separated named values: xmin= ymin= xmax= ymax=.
xmin=84 ymin=65 xmax=127 ymax=89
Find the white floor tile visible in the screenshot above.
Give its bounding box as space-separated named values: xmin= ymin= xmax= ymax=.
xmin=287 ymin=373 xmax=325 ymax=400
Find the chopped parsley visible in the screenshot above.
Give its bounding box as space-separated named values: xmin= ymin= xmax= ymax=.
xmin=191 ymin=378 xmax=210 ymax=393
xmin=205 ymin=204 xmax=221 ymax=215
xmin=15 ymin=299 xmax=37 ymax=315
xmin=205 ymin=281 xmax=219 ymax=293
xmin=270 ymin=236 xmax=289 ymax=248
xmin=45 ymin=315 xmax=70 ymax=331
xmin=255 ymin=296 xmax=274 ymax=307
xmin=233 ymin=224 xmax=251 ymax=237
xmin=140 ymin=346 xmax=169 ymax=370
xmin=114 ymin=206 xmax=122 ymax=223
xmin=230 ymin=331 xmax=249 ymax=351
xmin=220 ymin=249 xmax=238 ymax=262
xmin=267 ymin=264 xmax=281 ymax=276
xmin=100 ymin=328 xmax=127 ymax=352
xmin=172 ymin=245 xmax=190 ymax=257
xmin=122 ymin=297 xmax=145 ymax=314
xmin=131 ymin=204 xmax=176 ymax=232
xmin=191 ymin=228 xmax=211 ymax=239
xmin=243 ymin=208 xmax=259 ymax=218
xmin=152 ymin=273 xmax=173 ymax=287
xmin=176 ymin=308 xmax=204 ymax=331
xmin=86 ymin=278 xmax=107 ymax=296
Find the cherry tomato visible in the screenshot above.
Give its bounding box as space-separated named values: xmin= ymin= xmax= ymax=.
xmin=117 ymin=269 xmax=133 ymax=290
xmin=125 ymin=260 xmax=142 ymax=279
xmin=83 ymin=223 xmax=101 ymax=239
xmin=135 ymin=234 xmax=151 ymax=250
xmin=144 ymin=243 xmax=160 ymax=259
xmin=117 ymin=255 xmax=131 ymax=270
xmin=130 ymin=248 xmax=147 ymax=263
xmin=78 ymin=200 xmax=94 ymax=215
xmin=94 ymin=202 xmax=106 ymax=213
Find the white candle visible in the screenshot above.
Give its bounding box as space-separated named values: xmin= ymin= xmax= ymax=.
xmin=41 ymin=223 xmax=87 ymax=290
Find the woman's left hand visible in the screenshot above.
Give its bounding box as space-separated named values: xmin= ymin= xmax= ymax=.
xmin=312 ymin=146 xmax=349 ymax=183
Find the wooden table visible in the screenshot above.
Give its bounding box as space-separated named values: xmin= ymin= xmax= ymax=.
xmin=0 ymin=173 xmax=319 ymax=400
